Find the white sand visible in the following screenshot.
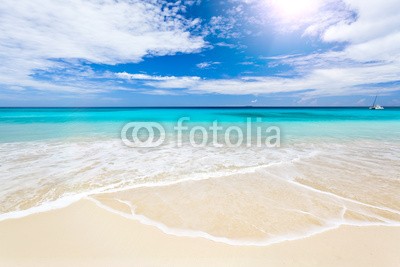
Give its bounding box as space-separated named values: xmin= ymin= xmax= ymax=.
xmin=0 ymin=199 xmax=399 ymax=267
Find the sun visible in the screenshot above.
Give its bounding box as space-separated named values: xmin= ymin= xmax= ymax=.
xmin=269 ymin=0 xmax=321 ymax=19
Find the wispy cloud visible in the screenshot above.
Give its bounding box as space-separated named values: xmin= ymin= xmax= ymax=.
xmin=116 ymin=61 xmax=400 ymax=97
xmin=239 ymin=62 xmax=255 ymax=66
xmin=204 ymin=15 xmax=240 ymax=38
xmin=196 ymin=62 xmax=221 ymax=69
xmin=116 ymin=72 xmax=201 ymax=90
xmin=215 ymin=42 xmax=236 ymax=48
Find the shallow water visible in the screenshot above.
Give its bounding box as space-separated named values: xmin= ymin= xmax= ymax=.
xmin=1 ymin=108 xmax=399 ymax=245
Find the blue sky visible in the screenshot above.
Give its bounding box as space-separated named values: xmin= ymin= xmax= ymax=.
xmin=0 ymin=0 xmax=399 ymax=106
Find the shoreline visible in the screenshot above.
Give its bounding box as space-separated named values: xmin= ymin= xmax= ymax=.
xmin=1 ymin=199 xmax=400 ymax=267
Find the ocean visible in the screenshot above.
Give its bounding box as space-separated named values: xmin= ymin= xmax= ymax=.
xmin=1 ymin=107 xmax=399 ymax=245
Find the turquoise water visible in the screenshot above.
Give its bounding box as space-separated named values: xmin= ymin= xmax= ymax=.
xmin=1 ymin=107 xmax=400 ymax=142
xmin=0 ymin=107 xmax=399 ymax=244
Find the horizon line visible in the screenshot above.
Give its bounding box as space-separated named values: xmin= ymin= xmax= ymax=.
xmin=0 ymin=106 xmax=399 ymax=109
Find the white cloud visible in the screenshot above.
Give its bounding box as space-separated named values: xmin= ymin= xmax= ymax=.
xmin=243 ymin=0 xmax=355 ymax=35
xmin=196 ymin=62 xmax=211 ymax=69
xmin=0 ymin=0 xmax=205 ymax=93
xmin=321 ymin=0 xmax=400 ymax=64
xmin=116 ymin=72 xmax=201 ymax=89
xmin=116 ymin=72 xmax=179 ymax=81
xmin=115 ymin=61 xmax=400 ymax=97
xmin=239 ymin=62 xmax=255 ymax=66
xmin=215 ymin=42 xmax=236 ymax=48
xmin=323 ymin=0 xmax=400 ymax=43
xmin=204 ymin=15 xmax=240 ymax=38
xmin=196 ymin=61 xmax=221 ymax=69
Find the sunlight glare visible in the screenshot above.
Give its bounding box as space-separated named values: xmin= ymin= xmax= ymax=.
xmin=269 ymin=0 xmax=321 ymax=19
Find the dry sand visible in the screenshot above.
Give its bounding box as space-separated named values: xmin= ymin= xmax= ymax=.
xmin=0 ymin=199 xmax=399 ymax=267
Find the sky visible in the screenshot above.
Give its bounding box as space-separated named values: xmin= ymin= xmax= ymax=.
xmin=0 ymin=0 xmax=399 ymax=107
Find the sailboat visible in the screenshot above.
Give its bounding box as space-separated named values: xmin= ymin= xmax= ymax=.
xmin=369 ymin=95 xmax=384 ymax=110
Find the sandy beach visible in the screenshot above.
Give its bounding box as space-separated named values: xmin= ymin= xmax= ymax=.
xmin=1 ymin=199 xmax=399 ymax=267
